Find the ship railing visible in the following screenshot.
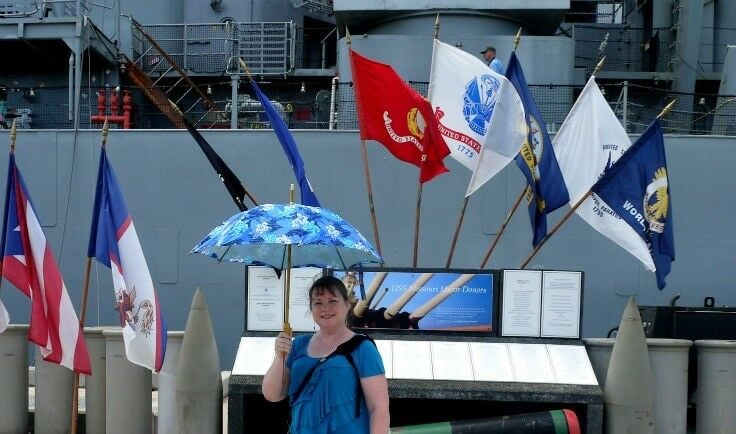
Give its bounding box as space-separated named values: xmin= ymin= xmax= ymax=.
xmin=3 ymin=83 xmax=735 ymax=135
xmin=132 ymin=22 xmax=233 ymax=75
xmin=134 ymin=22 xmax=295 ymax=77
xmin=292 ymin=25 xmax=337 ymax=70
xmin=234 ymin=21 xmax=294 ymax=75
xmin=290 ymin=0 xmax=332 ymax=16
xmin=573 ymin=24 xmax=675 ymax=74
xmin=0 ymin=0 xmax=90 ymax=18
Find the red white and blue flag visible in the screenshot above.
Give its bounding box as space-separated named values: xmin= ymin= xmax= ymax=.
xmin=88 ymin=148 xmax=166 ymax=372
xmin=1 ymin=154 xmax=91 ymax=374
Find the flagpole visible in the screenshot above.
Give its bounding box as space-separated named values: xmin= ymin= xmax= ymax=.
xmin=448 ymin=29 xmax=524 ymax=268
xmin=519 ymin=99 xmax=677 ymax=270
xmin=170 ymin=99 xmax=259 ymax=208
xmin=414 ymin=16 xmax=441 ymax=268
xmin=519 ymin=190 xmax=592 ymax=269
xmin=412 ymin=177 xmax=422 ymax=267
xmin=479 ymin=29 xmax=524 ymax=267
xmin=479 ymin=187 xmax=526 ymax=268
xmin=360 ymin=138 xmax=383 ymax=259
xmin=0 ymin=121 xmax=17 ymax=298
xmin=445 ymin=196 xmax=468 ymax=267
xmin=70 ymin=118 xmax=108 ymax=434
xmin=518 ymin=55 xmax=612 ymax=269
xmin=344 ymin=30 xmax=384 ymax=261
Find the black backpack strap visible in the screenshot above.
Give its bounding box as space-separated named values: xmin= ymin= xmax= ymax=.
xmin=290 ymin=334 xmax=375 ymax=416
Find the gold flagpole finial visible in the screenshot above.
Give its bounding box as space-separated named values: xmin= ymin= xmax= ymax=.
xmin=345 ymin=27 xmax=352 ymax=47
xmin=102 ymin=118 xmax=109 ymax=147
xmin=657 ymin=99 xmax=677 ymax=119
xmin=238 ymin=58 xmax=254 ymax=81
xmin=592 ymin=56 xmax=606 ymax=76
xmin=433 ymin=14 xmax=440 ymax=39
xmin=9 ymin=119 xmax=17 ymax=153
xmin=513 ymin=28 xmax=522 ymax=51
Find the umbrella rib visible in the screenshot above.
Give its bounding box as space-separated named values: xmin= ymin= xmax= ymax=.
xmin=336 ymin=248 xmax=348 ymax=270
xmin=218 ymin=244 xmax=233 ymax=263
xmin=280 ymin=243 xmax=287 ymax=271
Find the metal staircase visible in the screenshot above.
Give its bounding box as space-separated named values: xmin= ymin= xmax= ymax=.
xmin=126 ymin=18 xmax=226 ymax=128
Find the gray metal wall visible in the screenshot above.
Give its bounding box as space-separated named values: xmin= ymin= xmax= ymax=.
xmin=0 ymin=128 xmax=734 ymax=369
xmin=107 ymin=0 xmax=313 ymax=59
xmin=338 ymin=36 xmax=575 ymax=84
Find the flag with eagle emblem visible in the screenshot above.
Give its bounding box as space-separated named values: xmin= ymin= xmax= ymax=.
xmin=506 ymin=52 xmax=569 ymax=246
xmin=552 ymin=75 xmax=656 ymax=273
xmin=592 ymin=119 xmax=674 ymax=289
xmin=350 ymin=49 xmax=450 ymax=183
xmin=428 ymin=40 xmax=527 ymax=196
xmin=88 ymin=148 xmax=167 ymax=371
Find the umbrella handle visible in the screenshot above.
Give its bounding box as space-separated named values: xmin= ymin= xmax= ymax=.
xmin=281 ymin=322 xmax=292 ymax=386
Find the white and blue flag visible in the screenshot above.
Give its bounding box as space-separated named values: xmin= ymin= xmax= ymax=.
xmin=429 ymin=39 xmax=527 ymax=196
xmin=88 ymin=148 xmax=167 ymax=371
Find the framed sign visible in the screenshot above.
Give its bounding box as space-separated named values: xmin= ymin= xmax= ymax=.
xmin=501 ymin=270 xmax=542 ymax=337
xmin=541 ymin=271 xmax=583 ymax=338
xmin=500 ymin=269 xmax=584 ymax=338
xmin=245 ymin=266 xmax=323 ymax=332
xmin=333 ymin=267 xmax=497 ymax=333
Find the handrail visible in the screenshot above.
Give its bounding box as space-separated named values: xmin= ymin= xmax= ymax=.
xmin=129 ymin=18 xmax=215 ymax=110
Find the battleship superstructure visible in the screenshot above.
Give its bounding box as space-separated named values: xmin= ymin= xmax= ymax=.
xmin=0 ymin=0 xmax=733 ymax=133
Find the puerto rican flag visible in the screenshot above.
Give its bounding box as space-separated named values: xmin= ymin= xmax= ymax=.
xmin=0 ymin=154 xmax=91 ymax=374
xmin=88 ymin=148 xmax=166 ymax=372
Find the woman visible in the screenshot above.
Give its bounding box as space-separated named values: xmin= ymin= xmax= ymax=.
xmin=262 ymin=275 xmax=390 ymax=434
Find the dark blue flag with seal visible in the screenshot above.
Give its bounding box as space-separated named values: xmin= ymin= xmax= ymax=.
xmin=592 ymin=119 xmax=674 ymax=289
xmin=506 ymin=52 xmax=569 ymax=246
xmin=250 ymin=80 xmax=321 ymax=207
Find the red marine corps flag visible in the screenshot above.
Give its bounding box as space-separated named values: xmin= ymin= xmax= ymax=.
xmin=350 ymin=49 xmax=450 ymax=183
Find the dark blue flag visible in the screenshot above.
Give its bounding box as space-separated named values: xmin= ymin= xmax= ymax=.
xmin=250 ymin=81 xmax=320 ymax=207
xmin=507 ymin=52 xmax=570 ymax=246
xmin=592 ymin=119 xmax=674 ymax=289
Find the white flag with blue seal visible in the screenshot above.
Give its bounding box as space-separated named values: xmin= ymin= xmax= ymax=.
xmin=552 ymin=76 xmax=655 ymax=271
xmin=429 ymin=40 xmax=527 ymax=197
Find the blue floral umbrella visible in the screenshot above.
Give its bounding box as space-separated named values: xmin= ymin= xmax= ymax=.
xmin=191 ymin=203 xmax=382 ymax=270
xmin=192 ymin=202 xmax=382 ymax=334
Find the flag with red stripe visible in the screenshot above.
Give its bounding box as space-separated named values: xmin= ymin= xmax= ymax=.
xmin=88 ymin=148 xmax=166 ymax=372
xmin=0 ymin=154 xmax=91 ymax=374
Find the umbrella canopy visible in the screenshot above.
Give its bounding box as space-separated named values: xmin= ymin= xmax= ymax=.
xmin=191 ymin=203 xmax=382 ymax=270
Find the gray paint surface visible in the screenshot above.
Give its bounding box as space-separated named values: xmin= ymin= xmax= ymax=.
xmin=339 ymin=36 xmax=574 ymax=84
xmin=0 ymin=128 xmax=734 ymax=369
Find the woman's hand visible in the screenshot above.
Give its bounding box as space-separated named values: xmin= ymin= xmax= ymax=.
xmin=274 ymin=332 xmax=293 ymax=358
xmin=262 ymin=332 xmax=293 ymax=402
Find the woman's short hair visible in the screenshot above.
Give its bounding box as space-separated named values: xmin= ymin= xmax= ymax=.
xmin=308 ymin=275 xmax=350 ymax=305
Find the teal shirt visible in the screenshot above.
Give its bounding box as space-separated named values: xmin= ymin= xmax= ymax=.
xmin=286 ymin=334 xmax=385 ymax=434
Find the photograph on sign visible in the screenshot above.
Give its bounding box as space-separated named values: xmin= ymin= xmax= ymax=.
xmin=334 ymin=268 xmax=495 ymax=332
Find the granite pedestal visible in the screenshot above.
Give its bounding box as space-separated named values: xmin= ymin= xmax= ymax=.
xmin=228 ymin=333 xmax=603 ymax=434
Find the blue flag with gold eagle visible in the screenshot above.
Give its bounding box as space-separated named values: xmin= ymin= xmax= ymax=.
xmin=592 ymin=119 xmax=674 ymax=289
xmin=506 ymin=52 xmax=569 ymax=246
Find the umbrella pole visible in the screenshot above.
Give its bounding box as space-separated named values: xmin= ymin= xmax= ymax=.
xmin=282 ymin=185 xmax=295 ymax=385
xmin=281 ymin=243 xmax=293 ymax=386
xmin=283 ymin=243 xmax=292 ymax=335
